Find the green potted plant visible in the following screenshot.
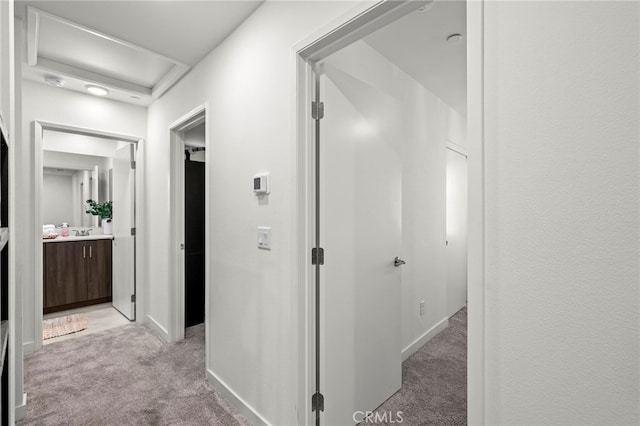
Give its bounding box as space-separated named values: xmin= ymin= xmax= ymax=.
xmin=85 ymin=200 xmax=113 ymax=235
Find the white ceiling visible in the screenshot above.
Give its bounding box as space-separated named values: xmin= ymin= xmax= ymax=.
xmin=364 ymin=0 xmax=467 ymax=114
xmin=14 ymin=1 xmax=464 ymax=112
xmin=15 ymin=0 xmax=263 ymax=106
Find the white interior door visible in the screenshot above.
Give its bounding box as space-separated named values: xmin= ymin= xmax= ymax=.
xmin=112 ymin=143 xmax=135 ymax=320
xmin=446 ymin=148 xmax=468 ymax=317
xmin=319 ymin=58 xmax=402 ymax=425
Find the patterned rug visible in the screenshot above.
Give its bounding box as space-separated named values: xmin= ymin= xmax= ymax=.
xmin=43 ymin=313 xmax=89 ymax=340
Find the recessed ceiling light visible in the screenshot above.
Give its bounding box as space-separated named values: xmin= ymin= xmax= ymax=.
xmin=85 ymin=85 xmax=109 ymax=96
xmin=447 ymin=33 xmax=463 ymax=43
xmin=44 ymin=75 xmax=64 ymax=87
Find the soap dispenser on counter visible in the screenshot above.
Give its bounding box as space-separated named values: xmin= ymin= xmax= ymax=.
xmin=61 ymin=223 xmax=69 ymax=237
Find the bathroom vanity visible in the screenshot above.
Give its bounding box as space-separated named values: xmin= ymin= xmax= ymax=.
xmin=42 ymin=235 xmax=113 ymax=314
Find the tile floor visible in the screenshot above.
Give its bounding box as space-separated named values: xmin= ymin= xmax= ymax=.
xmin=43 ymin=303 xmax=131 ymax=345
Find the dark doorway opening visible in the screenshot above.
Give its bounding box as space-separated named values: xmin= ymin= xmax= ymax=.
xmin=184 ymin=146 xmax=205 ymax=327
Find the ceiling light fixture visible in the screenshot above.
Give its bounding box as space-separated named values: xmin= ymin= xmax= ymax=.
xmin=446 ymin=33 xmax=463 ymax=43
xmin=44 ymin=75 xmax=64 ymax=87
xmin=85 ymin=85 xmax=109 ymax=96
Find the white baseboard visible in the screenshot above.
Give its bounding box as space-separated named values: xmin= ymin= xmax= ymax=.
xmin=144 ymin=314 xmax=170 ymax=342
xmin=402 ymin=316 xmax=449 ymax=361
xmin=206 ymin=369 xmax=271 ymax=426
xmin=23 ymin=341 xmax=35 ymax=355
xmin=15 ymin=392 xmax=27 ymax=421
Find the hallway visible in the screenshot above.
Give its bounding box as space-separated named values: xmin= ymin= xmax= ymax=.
xmin=18 ymin=324 xmax=247 ymax=425
xmin=19 ymin=310 xmax=466 ymax=425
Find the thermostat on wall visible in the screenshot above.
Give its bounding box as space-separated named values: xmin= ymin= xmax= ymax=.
xmin=253 ymin=173 xmax=270 ymax=195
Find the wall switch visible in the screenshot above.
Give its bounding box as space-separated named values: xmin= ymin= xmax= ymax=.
xmin=257 ymin=227 xmax=271 ymax=250
xmin=420 ymin=300 xmax=425 ymax=316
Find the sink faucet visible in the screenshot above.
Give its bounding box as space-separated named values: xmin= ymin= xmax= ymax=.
xmin=74 ymin=229 xmax=92 ymax=236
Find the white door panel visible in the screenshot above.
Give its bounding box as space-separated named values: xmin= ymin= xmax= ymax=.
xmin=112 ymin=144 xmax=135 ymax=320
xmin=320 ymin=59 xmax=402 ymax=426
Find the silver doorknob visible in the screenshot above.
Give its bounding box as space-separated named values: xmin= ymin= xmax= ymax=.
xmin=394 ymin=256 xmax=406 ymax=267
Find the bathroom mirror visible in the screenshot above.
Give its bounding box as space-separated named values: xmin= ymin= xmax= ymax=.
xmin=42 ymin=164 xmax=99 ymax=228
xmin=41 ymin=130 xmax=125 ymax=230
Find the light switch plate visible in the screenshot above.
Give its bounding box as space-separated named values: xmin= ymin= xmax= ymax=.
xmin=257 ymin=227 xmax=271 ymax=250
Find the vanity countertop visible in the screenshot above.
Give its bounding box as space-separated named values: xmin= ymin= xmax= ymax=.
xmin=42 ymin=234 xmax=114 ymax=243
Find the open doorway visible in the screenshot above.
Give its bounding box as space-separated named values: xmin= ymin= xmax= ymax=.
xmin=184 ymin=124 xmax=206 ymax=328
xmin=169 ymin=105 xmax=209 ymax=342
xmin=297 ymin=1 xmax=468 ymax=424
xmin=33 ymin=122 xmax=142 ymax=351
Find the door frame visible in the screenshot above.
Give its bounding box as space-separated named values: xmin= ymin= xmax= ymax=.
xmin=293 ymin=0 xmax=486 ymax=424
xmin=168 ymin=104 xmax=209 ymax=343
xmin=32 ymin=120 xmax=144 ymax=352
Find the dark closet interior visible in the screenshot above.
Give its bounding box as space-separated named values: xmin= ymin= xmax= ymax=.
xmin=184 ymin=151 xmax=205 ymax=327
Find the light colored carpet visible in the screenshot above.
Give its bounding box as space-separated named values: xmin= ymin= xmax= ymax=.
xmin=22 ymin=309 xmax=466 ymax=425
xmin=19 ymin=324 xmax=249 ymax=426
xmin=42 ymin=313 xmax=88 ymax=340
xmin=368 ymin=306 xmax=467 ymax=426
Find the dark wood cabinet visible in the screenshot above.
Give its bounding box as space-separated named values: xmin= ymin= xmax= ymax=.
xmin=43 ymin=239 xmax=112 ymax=314
xmin=44 ymin=241 xmax=87 ymax=308
xmin=87 ymin=239 xmax=112 ymax=301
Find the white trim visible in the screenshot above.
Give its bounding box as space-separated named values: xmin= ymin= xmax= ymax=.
xmin=298 ymin=0 xmax=432 ymax=62
xmin=32 ymin=120 xmax=145 ymax=351
xmin=168 ymin=104 xmax=208 ymax=343
xmin=151 ymin=63 xmax=191 ymax=99
xmin=293 ymin=55 xmax=315 ymax=426
xmin=401 ymin=317 xmax=449 ymax=361
xmin=203 ymin=107 xmax=212 ymax=375
xmin=15 ymin=392 xmax=27 ymax=421
xmin=206 ymin=369 xmax=271 ymax=426
xmin=466 ymin=0 xmax=486 ymax=423
xmin=32 ymin=121 xmax=142 ymax=143
xmin=144 ymin=314 xmax=170 ymax=342
xmin=33 ymin=122 xmax=43 ymax=353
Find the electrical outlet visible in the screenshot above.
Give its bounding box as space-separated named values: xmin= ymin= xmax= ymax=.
xmin=419 ymin=300 xmax=425 ymax=316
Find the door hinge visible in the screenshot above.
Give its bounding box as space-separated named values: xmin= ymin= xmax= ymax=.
xmin=131 ymin=227 xmax=136 ymax=236
xmin=311 ymin=247 xmax=324 ymax=265
xmin=311 ymin=392 xmax=324 ymax=412
xmin=311 ymin=101 xmax=324 ymax=120
xmin=130 ymin=294 xmax=136 ymax=303
xmin=131 ymin=161 xmax=136 ymax=169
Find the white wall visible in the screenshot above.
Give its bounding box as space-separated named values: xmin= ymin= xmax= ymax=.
xmin=20 ymin=79 xmax=146 ymax=354
xmin=43 ymin=130 xmax=121 ymax=158
xmin=480 ymin=1 xmax=639 ymax=424
xmin=145 ymin=2 xmax=367 ymax=424
xmin=41 ymin=173 xmax=74 ymax=225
